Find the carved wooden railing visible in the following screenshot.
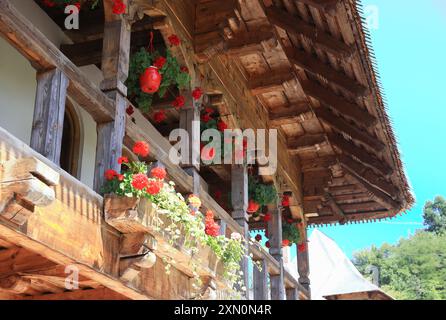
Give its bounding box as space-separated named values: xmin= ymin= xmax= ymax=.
xmin=0 ymin=0 xmax=309 ymax=300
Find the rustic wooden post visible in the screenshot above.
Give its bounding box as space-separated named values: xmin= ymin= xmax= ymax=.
xmin=180 ymin=93 xmax=201 ymax=195
xmin=93 ymin=1 xmax=131 ymax=192
xmin=253 ymin=258 xmax=269 ymax=300
xmin=268 ymin=204 xmax=286 ymax=300
xmin=30 ymin=68 xmax=69 ymax=165
xmin=297 ymin=226 xmax=311 ymax=298
xmin=231 ymin=164 xmax=250 ymax=299
xmin=286 ymin=287 xmax=299 ymax=300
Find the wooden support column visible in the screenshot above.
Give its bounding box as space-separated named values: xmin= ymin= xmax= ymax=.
xmin=297 ymin=226 xmax=311 ymax=297
xmin=286 ymin=287 xmax=299 ymax=300
xmin=180 ymin=93 xmax=201 ymax=195
xmin=268 ymin=205 xmax=286 ymax=300
xmin=231 ymin=164 xmax=250 ymax=299
xmin=30 ymin=68 xmax=69 ymax=165
xmin=94 ymin=2 xmax=130 ymax=193
xmin=253 ymin=259 xmax=269 ymax=300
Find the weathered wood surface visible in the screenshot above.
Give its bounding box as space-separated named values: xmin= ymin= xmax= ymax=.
xmin=267 ymin=205 xmax=285 ymax=300
xmin=253 ymin=258 xmax=269 ymax=300
xmin=30 ymin=68 xmax=69 ymax=165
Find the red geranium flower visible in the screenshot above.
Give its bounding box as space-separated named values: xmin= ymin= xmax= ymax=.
xmin=153 ymin=110 xmax=167 ymax=123
xmin=282 ymin=195 xmax=290 ymax=207
xmin=201 ymin=113 xmax=212 ymax=123
xmin=147 ymin=179 xmax=163 ymax=195
xmin=192 ymin=87 xmax=203 ymax=100
xmin=217 ymin=120 xmax=228 ymax=132
xmin=180 ymin=66 xmax=189 ymax=73
xmin=168 ymin=34 xmax=181 ymax=46
xmin=282 ymin=239 xmax=290 ymax=247
xmin=118 ymin=156 xmax=128 ymax=164
xmin=205 ymin=107 xmax=214 ymax=115
xmin=133 ymin=141 xmax=150 ymax=157
xmin=105 ymin=169 xmax=118 ymax=181
xmin=214 ymin=190 xmax=222 ymax=200
xmin=172 ymin=95 xmax=185 ymax=109
xmin=205 ymin=210 xmax=220 ymax=237
xmin=117 ymin=174 xmax=124 ymax=181
xmin=43 ymin=0 xmax=56 ymax=7
xmin=131 ymin=173 xmax=149 ymax=190
xmin=263 ymin=213 xmax=272 ymax=223
xmin=255 ymin=234 xmax=262 ymax=242
xmin=112 ymin=0 xmax=126 ymax=15
xmin=298 ymin=243 xmax=307 ymax=253
xmin=153 ymin=56 xmax=167 ymax=69
xmin=151 ymin=167 xmax=167 ymax=180
xmin=126 ymin=105 xmax=134 ymax=116
xmin=265 ymin=241 xmax=271 ymax=249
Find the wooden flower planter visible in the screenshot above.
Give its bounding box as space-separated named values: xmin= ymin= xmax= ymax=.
xmin=104 ymin=195 xmax=224 ymax=277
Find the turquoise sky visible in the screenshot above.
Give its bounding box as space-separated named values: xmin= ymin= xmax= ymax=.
xmin=315 ymin=0 xmax=446 ymax=257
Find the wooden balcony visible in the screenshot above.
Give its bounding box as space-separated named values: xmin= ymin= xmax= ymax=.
xmin=0 ymin=0 xmax=309 ymax=300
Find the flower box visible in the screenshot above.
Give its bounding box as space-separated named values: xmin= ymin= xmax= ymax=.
xmin=104 ymin=194 xmax=224 ymax=276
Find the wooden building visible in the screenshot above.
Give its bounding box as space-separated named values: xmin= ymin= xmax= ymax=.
xmin=0 ymin=0 xmax=412 ymax=300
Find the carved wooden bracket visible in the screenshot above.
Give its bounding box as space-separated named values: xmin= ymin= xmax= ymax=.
xmin=123 ymin=0 xmax=165 ymax=25
xmin=0 ymin=157 xmax=59 ymax=226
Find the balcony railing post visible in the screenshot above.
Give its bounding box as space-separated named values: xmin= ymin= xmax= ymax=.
xmin=231 ymin=164 xmax=250 ymax=299
xmin=253 ymin=258 xmax=269 ymax=300
xmin=286 ymin=287 xmax=299 ymax=300
xmin=180 ymin=93 xmax=201 ymax=195
xmin=30 ymin=68 xmax=69 ymax=165
xmin=93 ymin=8 xmax=131 ymax=193
xmin=268 ymin=204 xmax=286 ymax=300
xmin=297 ymin=225 xmax=311 ymax=298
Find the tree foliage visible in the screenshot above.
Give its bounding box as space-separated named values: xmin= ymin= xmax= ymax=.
xmin=423 ymin=196 xmax=446 ymax=234
xmin=353 ymin=196 xmax=446 ymax=300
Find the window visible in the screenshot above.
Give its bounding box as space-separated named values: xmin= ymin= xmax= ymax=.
xmin=60 ymin=100 xmax=82 ymax=178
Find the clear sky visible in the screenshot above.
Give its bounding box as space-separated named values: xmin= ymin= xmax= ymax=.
xmin=314 ymin=0 xmax=446 ymax=258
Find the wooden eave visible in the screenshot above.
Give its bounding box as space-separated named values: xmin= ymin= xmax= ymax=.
xmin=30 ymin=0 xmax=413 ymax=227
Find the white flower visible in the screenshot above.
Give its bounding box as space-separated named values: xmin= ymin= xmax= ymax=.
xmin=231 ymin=232 xmax=242 ymax=241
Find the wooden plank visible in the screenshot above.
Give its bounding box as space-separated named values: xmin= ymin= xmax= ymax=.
xmin=315 ymin=108 xmax=385 ymax=151
xmin=325 ymin=193 xmax=346 ymax=224
xmin=269 ymin=103 xmax=312 ymax=126
xmin=286 ymin=287 xmax=299 ymax=300
xmin=301 ymin=80 xmax=377 ymax=127
xmin=19 ymin=287 xmax=129 ymax=300
xmin=287 ymin=48 xmax=368 ymax=96
xmin=265 ymin=6 xmax=353 ymax=57
xmin=30 ymin=69 xmax=69 ymax=165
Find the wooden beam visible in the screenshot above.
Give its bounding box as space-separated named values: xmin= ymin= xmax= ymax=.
xmin=325 ymin=193 xmax=346 ymax=224
xmin=287 ymin=48 xmax=368 ymax=96
xmin=328 ymin=133 xmax=393 ymax=176
xmin=265 ymin=6 xmax=353 ymax=58
xmin=296 ymin=0 xmax=340 ymax=11
xmin=339 ymin=155 xmax=398 ymax=197
xmin=315 ymin=108 xmax=385 ymax=151
xmin=19 ymin=287 xmax=129 ymax=300
xmin=287 ymin=134 xmax=326 ymax=154
xmin=301 ymin=156 xmax=337 ymax=173
xmin=301 ymin=80 xmax=376 ymax=127
xmin=269 ymin=103 xmax=311 ymax=126
xmin=30 ymin=69 xmax=69 ymax=165
xmin=286 ymin=287 xmax=299 ymax=300
xmin=248 ymin=69 xmax=295 ymax=95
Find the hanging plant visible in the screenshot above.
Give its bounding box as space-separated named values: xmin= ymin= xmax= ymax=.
xmin=127 ymin=46 xmax=191 ymax=112
xmin=248 ymin=176 xmax=277 ymax=215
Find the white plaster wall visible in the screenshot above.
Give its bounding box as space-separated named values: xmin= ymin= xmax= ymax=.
xmin=0 ymin=1 xmax=104 ymax=189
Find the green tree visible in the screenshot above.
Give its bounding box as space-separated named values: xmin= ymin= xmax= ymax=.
xmin=423 ymin=196 xmax=446 ymax=234
xmin=353 ymin=232 xmax=446 ymax=300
